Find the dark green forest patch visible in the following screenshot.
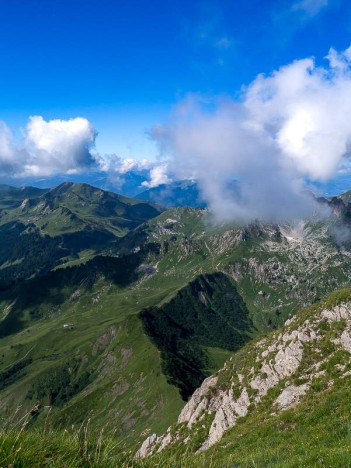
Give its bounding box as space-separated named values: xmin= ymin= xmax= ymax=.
xmin=140 ymin=272 xmax=254 ymax=400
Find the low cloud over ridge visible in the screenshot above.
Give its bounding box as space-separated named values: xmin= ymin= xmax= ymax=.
xmin=151 ymin=45 xmax=351 ymax=222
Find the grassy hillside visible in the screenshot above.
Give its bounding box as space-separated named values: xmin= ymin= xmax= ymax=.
xmin=0 ymin=252 xmax=183 ymax=447
xmin=0 ymin=182 xmax=162 ymax=236
xmin=0 ymin=184 xmax=49 ymax=209
xmin=2 ymin=291 xmax=351 ymax=467
xmin=0 ymin=182 xmax=163 ymax=283
xmin=123 ymin=207 xmax=351 ymax=331
xmin=138 ymin=288 xmax=351 ymax=467
xmin=0 ymin=250 xmax=255 ymax=448
xmin=2 ymin=184 xmax=351 ymax=465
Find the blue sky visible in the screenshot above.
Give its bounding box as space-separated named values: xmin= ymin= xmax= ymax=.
xmin=2 ymin=0 xmax=351 ymax=207
xmin=1 ymin=0 xmax=350 ymax=156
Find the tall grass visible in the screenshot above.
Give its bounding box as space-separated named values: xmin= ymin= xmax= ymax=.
xmin=0 ymin=406 xmax=136 ymax=467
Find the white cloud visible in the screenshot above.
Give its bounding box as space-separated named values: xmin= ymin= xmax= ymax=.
xmin=0 ymin=116 xmax=97 ymax=177
xmin=245 ymin=47 xmax=351 ymax=180
xmin=0 ymin=117 xmax=171 ymax=193
xmin=25 ymin=116 xmax=97 ymax=176
xmin=326 ymin=46 xmax=351 ymax=70
xmin=105 ymin=156 xmax=151 ymax=175
xmin=151 ymin=45 xmax=351 ymax=223
xmin=141 ymin=164 xmax=171 ymax=188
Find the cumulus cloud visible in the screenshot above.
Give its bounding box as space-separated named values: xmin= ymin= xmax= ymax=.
xmin=99 ymin=154 xmax=151 ymax=175
xmin=25 ymin=116 xmax=97 ymax=175
xmin=245 ymin=46 xmax=351 ymax=180
xmin=0 ymin=116 xmax=97 ymax=177
xmin=0 ymin=116 xmax=171 ymax=195
xmin=141 ymin=164 xmax=172 ymax=188
xmin=151 ymin=45 xmax=351 ymax=223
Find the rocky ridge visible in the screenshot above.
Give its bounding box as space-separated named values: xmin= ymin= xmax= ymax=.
xmin=142 ymin=210 xmax=351 ymax=325
xmin=137 ymin=292 xmax=351 ymax=458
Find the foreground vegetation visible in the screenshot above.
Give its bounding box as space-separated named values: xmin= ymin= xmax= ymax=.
xmin=2 ymin=292 xmax=351 ymax=467
xmin=2 ymin=373 xmax=351 ymax=468
xmin=149 ymin=375 xmax=351 ymax=467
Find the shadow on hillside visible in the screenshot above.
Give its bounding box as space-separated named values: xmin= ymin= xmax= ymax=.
xmin=0 ymin=252 xmax=144 ymax=338
xmin=140 ymin=272 xmax=255 ymax=400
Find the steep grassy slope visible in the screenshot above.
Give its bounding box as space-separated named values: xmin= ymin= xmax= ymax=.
xmin=122 ymin=207 xmax=351 ymax=330
xmin=1 ymin=205 xmax=351 ymax=450
xmin=0 ymin=260 xmax=183 ymax=447
xmin=2 ymin=291 xmax=351 ymax=467
xmin=138 ymin=289 xmax=351 ymax=467
xmin=0 ymin=182 xmax=162 ymax=236
xmin=0 ymin=184 xmax=48 ymax=209
xmin=0 ymin=251 xmax=253 ymax=448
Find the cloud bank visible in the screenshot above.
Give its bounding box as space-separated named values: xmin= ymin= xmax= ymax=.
xmin=0 ymin=116 xmax=168 ymax=193
xmin=0 ymin=116 xmax=97 ymax=177
xmin=151 ymin=45 xmax=351 ymax=223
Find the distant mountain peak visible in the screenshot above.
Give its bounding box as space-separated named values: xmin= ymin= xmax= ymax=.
xmin=137 ymin=179 xmax=206 ymax=208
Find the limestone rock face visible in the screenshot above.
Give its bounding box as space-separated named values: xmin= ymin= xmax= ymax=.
xmin=340 ymin=329 xmax=351 ymax=353
xmin=275 ymin=383 xmax=310 ymax=410
xmin=178 ymin=376 xmax=218 ymax=426
xmin=135 ymin=433 xmax=159 ymax=459
xmin=199 ymin=388 xmax=250 ymax=452
xmin=137 ymin=301 xmax=351 ymax=459
xmin=249 ymin=326 xmax=317 ymax=403
xmin=321 ymin=305 xmax=351 ymax=323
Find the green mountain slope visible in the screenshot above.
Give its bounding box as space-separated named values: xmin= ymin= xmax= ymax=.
xmin=0 ymin=182 xmax=162 ymax=234
xmin=138 ymin=289 xmax=351 ymax=466
xmin=123 ymin=207 xmax=351 ymax=330
xmin=3 ymin=289 xmax=351 ymax=467
xmin=141 ymin=273 xmax=253 ymax=399
xmin=0 ymin=184 xmax=49 ymax=209
xmin=0 ymin=253 xmax=184 ymax=446
xmin=0 ymin=256 xmax=255 ymax=448
xmin=2 ymin=183 xmax=351 ymax=460
xmin=0 ymin=182 xmax=163 ymax=284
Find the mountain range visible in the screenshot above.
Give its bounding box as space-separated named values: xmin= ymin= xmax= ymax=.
xmin=1 ymin=181 xmax=351 ymax=465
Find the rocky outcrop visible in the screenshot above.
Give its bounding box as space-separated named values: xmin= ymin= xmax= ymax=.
xmin=136 ymin=433 xmax=159 ymax=459
xmin=340 ymin=329 xmax=351 ymax=353
xmin=198 ymin=387 xmax=250 ymax=452
xmin=178 ymin=376 xmax=218 ymax=426
xmin=275 ymin=383 xmax=310 ymax=410
xmin=137 ymin=300 xmax=351 ymax=459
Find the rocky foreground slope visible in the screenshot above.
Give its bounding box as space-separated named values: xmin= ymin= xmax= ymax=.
xmin=137 ymin=289 xmax=351 ymax=460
